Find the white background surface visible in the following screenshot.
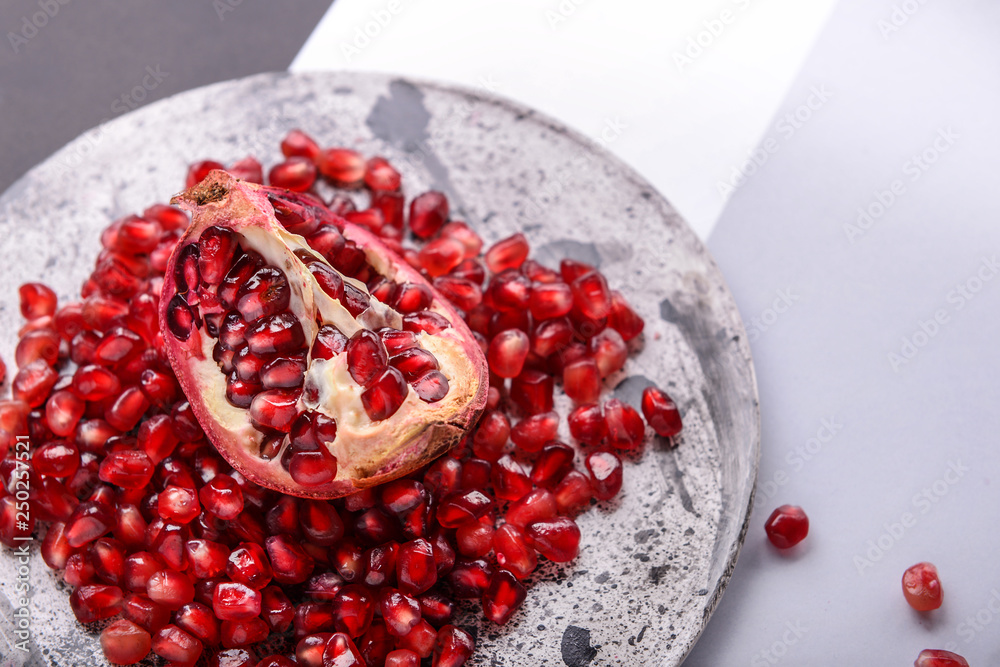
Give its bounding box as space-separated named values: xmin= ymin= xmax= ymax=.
xmin=292 ymin=0 xmax=1000 ymax=664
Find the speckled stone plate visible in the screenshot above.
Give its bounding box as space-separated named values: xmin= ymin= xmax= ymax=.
xmin=0 ymin=72 xmax=759 ymax=667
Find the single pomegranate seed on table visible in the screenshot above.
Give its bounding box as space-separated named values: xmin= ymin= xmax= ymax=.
xmin=586 ymin=450 xmax=624 ymax=500
xmin=525 ymin=516 xmax=582 ymax=562
xmin=365 ymin=156 xmax=402 ymax=191
xmin=19 ymin=282 xmax=58 ymax=320
xmin=281 ymin=129 xmax=321 ymax=160
xmin=642 ymin=386 xmax=683 ymax=437
xmin=764 ymin=505 xmax=809 ymax=549
xmin=435 ymin=624 xmax=476 ymax=667
xmin=913 ymin=649 xmax=970 ymax=667
xmin=902 ymin=562 xmax=943 ymax=611
xmin=510 ymin=411 xmax=559 ymax=454
xmin=563 ymin=357 xmax=602 ymax=404
xmin=16 ymin=329 xmax=60 ymax=368
xmin=483 ymin=568 xmax=527 ymax=625
xmin=318 ymin=147 xmax=365 ymax=186
xmin=70 ymin=584 xmax=124 ymax=623
xmin=505 ymin=488 xmax=558 ymax=529
xmin=603 ymin=398 xmax=645 ymax=450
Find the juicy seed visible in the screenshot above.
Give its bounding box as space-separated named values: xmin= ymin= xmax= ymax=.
xmin=586 ymin=450 xmax=624 ymax=500
xmin=525 ymin=517 xmax=581 ymax=562
xmin=408 ymin=191 xmax=449 ymax=239
xmin=641 ymin=386 xmax=683 ymax=438
xmin=484 ymin=233 xmax=530 ymax=273
xmin=361 ymin=368 xmax=409 ymax=421
xmin=198 ymin=226 xmax=238 ymax=285
xmin=902 ymin=562 xmax=943 ymax=611
xmin=347 ymin=330 xmax=389 ymax=387
xmin=249 ymin=389 xmax=303 ymax=434
xmin=166 ymin=294 xmax=195 ymax=341
xmin=482 ymin=568 xmax=527 ymax=625
xmin=914 ymin=650 xmax=970 ymax=667
xmin=764 ymin=505 xmax=809 ymax=549
xmin=245 ymin=313 xmax=306 ymax=356
xmin=487 ymin=329 xmax=530 ymax=378
xmin=603 ymin=399 xmax=645 ymax=450
xmin=312 ymin=324 xmax=349 ymax=359
xmin=411 ymin=371 xmax=450 ymax=403
xmin=237 ymin=267 xmax=291 ymax=323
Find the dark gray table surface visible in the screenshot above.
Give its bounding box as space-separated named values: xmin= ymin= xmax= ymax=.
xmin=0 ymin=0 xmax=334 ymax=195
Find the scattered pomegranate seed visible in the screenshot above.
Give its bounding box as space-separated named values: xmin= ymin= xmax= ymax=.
xmin=642 ymin=386 xmax=683 ymax=438
xmin=764 ymin=505 xmax=809 ymax=549
xmin=281 ymin=129 xmax=321 ymax=160
xmin=100 ymin=618 xmax=152 ymax=665
xmin=318 ymin=148 xmax=365 ymax=186
xmin=903 ymin=562 xmax=943 ymax=611
xmin=914 ymin=649 xmax=970 ymax=667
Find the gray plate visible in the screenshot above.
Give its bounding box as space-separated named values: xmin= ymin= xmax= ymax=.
xmin=0 ymin=72 xmax=759 ymax=667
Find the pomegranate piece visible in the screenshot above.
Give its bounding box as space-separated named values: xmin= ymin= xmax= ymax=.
xmin=903 ymin=562 xmax=943 ymax=611
xmin=914 ymin=650 xmax=970 ymax=667
xmin=434 ymin=625 xmax=475 ymax=667
xmin=409 ymin=191 xmax=449 ymax=239
xmin=397 ymin=538 xmax=438 ymax=595
xmin=642 ymin=386 xmax=683 ymax=437
xmin=603 ymin=399 xmax=645 ymax=450
xmin=506 ymin=488 xmax=558 ymax=529
xmin=213 ymin=581 xmax=262 ymax=620
xmin=100 ymin=619 xmax=152 ymax=665
xmin=19 ymin=282 xmax=58 ymax=320
xmin=764 ymin=505 xmax=809 ymax=549
xmin=159 ymin=172 xmax=486 ymax=498
xmin=322 ymin=632 xmax=365 ymax=666
xmin=70 ymin=584 xmax=123 ymax=623
xmin=209 ymin=648 xmax=257 ymax=667
xmin=152 ymin=624 xmax=204 ymax=664
xmin=483 ymin=568 xmax=527 ymax=625
xmin=493 ymin=524 xmax=537 ymax=580
xmin=123 ymin=593 xmax=171 ymax=633
xmin=586 ymin=450 xmax=624 ymax=500
xmin=525 ymin=517 xmax=581 ymax=562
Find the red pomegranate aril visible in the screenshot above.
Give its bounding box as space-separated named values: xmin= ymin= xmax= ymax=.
xmin=346 ymin=329 xmax=388 ymax=387
xmin=124 ymin=591 xmax=171 ymax=631
xmin=563 ymin=357 xmax=602 ymax=404
xmin=101 ymin=618 xmax=152 ymax=665
xmin=41 ymin=522 xmax=73 ymax=570
xmin=528 ymin=281 xmax=573 ymax=321
xmin=331 ymin=584 xmax=375 ymax=637
xmin=209 ymin=648 xmax=257 ymax=667
xmin=318 ymin=148 xmax=365 ymax=186
xmin=526 ymin=516 xmax=581 ymax=562
xmin=345 ymin=208 xmax=385 ymax=234
xmin=409 ymin=191 xmax=449 ymax=239
xmin=456 ymin=519 xmax=495 ymax=558
xmin=146 ymin=569 xmax=195 ymax=610
xmin=94 ymin=327 xmax=143 ymax=366
xmin=471 ymin=410 xmax=509 ymax=461
xmin=764 ymin=505 xmax=809 ymax=549
xmin=140 ymin=368 xmax=179 ymax=407
xmin=394 ymin=282 xmax=435 ymax=315
xmin=261 ymin=585 xmax=295 ymax=632
xmin=488 ymin=329 xmax=530 ymax=378
xmin=361 ymin=367 xmax=408 ymax=421
xmin=363 ymin=541 xmax=399 ymax=587
xmin=450 ymin=258 xmax=486 ymax=285
xmin=246 ymin=312 xmax=305 ymax=357
xmin=364 ymin=156 xmax=402 ymax=192
xmin=567 ymin=403 xmax=606 ymax=446
xmin=397 ymin=538 xmax=438 ymax=595
xmin=506 ymin=488 xmax=558 ymax=529
xmin=213 ymin=581 xmax=262 ymax=620
xmin=297 ymin=632 xmax=335 ymax=666
xmin=531 ymin=441 xmax=575 ymax=489
xmin=299 ymin=499 xmax=345 ymax=546
xmin=200 ymin=475 xmax=244 ymax=521
xmin=391 ymin=347 xmax=438 ymax=382
xmin=260 ymin=656 xmax=297 ymax=667
xmin=433 ymin=276 xmax=482 ymax=312
xmin=379 ymin=588 xmax=422 ymax=637
xmin=65 ymin=500 xmax=114 ymax=547
xmin=158 ymin=485 xmax=201 ymax=524
xmin=221 ymin=616 xmax=269 ymax=648
xmin=417 ymin=591 xmax=454 ymax=627
xmin=223 ymin=542 xmax=272 ymax=590
xmin=105 ymin=386 xmax=150 ymax=432
xmin=89 ymin=536 xmax=127 ymax=585
xmin=70 ymin=583 xmax=124 ymax=623
xmin=187 ymin=160 xmax=225 ymax=188
xmin=115 ymin=505 xmax=148 ymax=550
xmin=437 ymin=490 xmax=492 ymax=528
xmin=19 ymin=282 xmax=58 ymax=320
xmin=100 ymin=450 xmax=155 ymax=489
xmin=228 ymin=156 xmax=264 ymax=184
xmin=64 ymin=552 xmax=96 ymax=586
xmin=267 ymin=534 xmax=315 ymax=584
xmin=153 ymin=624 xmax=204 ymax=664
xmin=604 ymin=399 xmax=645 ymax=450
xmin=608 ymin=290 xmax=644 ymax=341
xmin=484 ymin=233 xmax=529 ymax=274
xmin=510 ymin=369 xmax=554 ymax=415
xmin=914 ymin=649 xmax=970 ymax=667
xmin=281 ymin=129 xmax=321 ymax=160
xmin=493 ymin=524 xmax=537 ymax=580
xmin=586 ymin=450 xmax=624 ymax=500
xmin=32 ymin=439 xmax=80 ymax=477
xmin=398 ymin=619 xmax=438 ymax=658
xmin=492 ymin=455 xmax=532 ymax=502
xmin=322 ymin=632 xmax=365 ymax=666
xmin=412 ymin=370 xmax=450 ymax=403
xmin=570 ymin=270 xmax=612 ymax=321
xmin=903 ymin=562 xmax=943 ymax=611
xmin=435 ymin=624 xmax=475 ymax=667
xmin=510 ymin=411 xmax=559 ymax=454
xmin=333 ymin=539 xmax=365 ymax=583
xmin=418 ymin=237 xmax=465 ymax=278
xmin=12 ymin=359 xmax=59 ymax=407
xmin=486 ymin=270 xmax=532 ymax=313
xmin=460 ymin=457 xmax=492 ymax=491
xmin=123 ymin=551 xmax=163 ymax=591
xmin=270 ymin=157 xmax=318 ymax=192
xmin=532 ymin=317 xmax=573 ymax=359
xmin=249 ymin=389 xmax=302 ymax=434
xmin=15 ymin=329 xmax=60 ymax=368
xmin=642 ymin=386 xmax=683 ymax=438
xmin=482 ymin=568 xmax=527 ymax=625
xmin=386 ymin=649 xmax=421 ymax=667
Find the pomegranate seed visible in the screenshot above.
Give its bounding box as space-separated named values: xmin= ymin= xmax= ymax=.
xmin=158 ymin=485 xmax=201 ymax=524
xmin=105 ymin=386 xmax=151 ymax=432
xmin=607 ymin=290 xmax=644 ymax=340
xmin=903 ymin=562 xmax=943 ymax=611
xmin=372 ymin=190 xmax=405 ymax=229
xmin=322 ymin=632 xmax=365 ymax=666
xmin=492 ymin=455 xmax=532 ymax=502
xmin=531 ymin=442 xmax=575 ymax=489
xmin=345 ymin=208 xmax=385 ymax=234
xmin=12 ymin=359 xmax=59 ymax=407
xmin=266 ymin=534 xmax=315 ymax=584
xmin=487 ymin=329 xmax=530 ymax=378
xmin=249 ymin=389 xmax=302 ymax=434
xmin=397 ymin=619 xmax=438 ymax=658
xmin=642 ymin=386 xmax=683 ymax=438
xmin=493 ymin=524 xmax=537 ymax=580
xmin=297 ymin=632 xmax=335 ymax=666
xmin=532 ymin=317 xmax=573 ymax=358
xmin=146 ymin=569 xmax=195 ymax=610
xmin=397 ymin=538 xmax=438 ymax=595
xmin=100 ymin=450 xmax=155 ymax=489
xmin=123 ymin=592 xmax=171 ymax=633
xmin=101 ymin=618 xmax=152 ymax=665
xmin=260 ymin=656 xmax=297 ymax=667
xmin=213 ymin=581 xmax=262 ymax=620
xmin=331 ymin=584 xmax=375 ymax=637
xmin=434 ymin=624 xmax=475 ymax=667
xmin=420 ymin=237 xmax=466 ymax=277
xmin=365 ymin=156 xmax=402 ymax=191
xmin=914 ymin=649 xmax=970 ymax=667
xmin=152 ymin=624 xmax=203 ymax=664
xmin=764 ymin=505 xmax=809 ymax=549
xmin=89 ymin=536 xmax=127 ymax=585
xmin=361 ymin=367 xmax=408 ymax=421
xmin=486 ymin=270 xmax=532 ymax=313
xmin=568 ymin=403 xmax=607 ymax=445
xmin=386 ymin=649 xmax=421 ymax=667
xmin=456 ymin=519 xmax=495 ymax=558
xmin=528 ymin=281 xmax=573 ymax=321
xmin=482 ymin=568 xmax=527 ymax=625
xmin=64 ymin=552 xmax=96 ymax=586
xmin=262 ymin=585 xmax=295 ymax=632
xmin=563 ymin=357 xmax=602 ymax=404
xmin=225 ymin=542 xmax=273 ymax=590
xmin=460 ymin=457 xmax=491 ymax=491
xmin=526 ymin=516 xmax=581 ymax=562
xmin=409 ymin=191 xmax=449 ymax=239
xmin=41 ymin=522 xmax=73 ymax=570
xmin=70 ymin=584 xmax=124 ymax=622
xmin=603 ymin=399 xmax=645 ymax=450
xmin=19 ymin=282 xmax=58 ymax=320
xmin=510 ymin=369 xmax=554 ymax=415
xmin=510 ymin=411 xmax=559 ymax=454
xmin=484 ymin=233 xmax=529 ymax=274
xmin=209 ymin=648 xmax=257 ymax=667
xmin=506 ymin=488 xmax=558 ymax=529
xmin=65 ymin=500 xmax=113 ymax=547
xmin=437 ymin=490 xmax=492 ymax=528
xmin=434 ymin=276 xmax=482 ymax=312
xmin=346 ymin=329 xmax=388 ymax=387
xmin=318 ymin=147 xmax=365 ymax=186
xmin=379 ymin=588 xmax=422 ymax=637
xmin=402 ymin=310 xmax=451 ymax=335
xmin=269 ymin=157 xmax=318 ymax=191
xmin=115 ymin=505 xmax=148 ymax=549
xmin=222 ymin=616 xmax=269 ymax=648
xmin=300 ymin=499 xmax=345 ymax=546
xmin=32 ymin=440 xmax=80 ymax=477
xmin=198 ymin=474 xmax=244 ymax=521
xmin=123 ymin=551 xmax=164 ymax=591
xmin=570 ymin=270 xmax=612 ymax=320
xmin=471 ymin=410 xmax=510 ymax=461
xmin=187 ymin=160 xmax=225 ymax=188
xmin=228 ymin=156 xmax=264 ymax=184
xmin=281 ymin=129 xmax=321 ymax=160
xmin=16 ymin=329 xmax=60 ymax=368
xmin=418 ymin=591 xmax=454 ymax=627
xmin=586 ymin=450 xmax=624 ymax=500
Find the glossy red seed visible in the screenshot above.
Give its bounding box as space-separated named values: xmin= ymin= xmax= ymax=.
xmin=313 ymin=325 xmax=349 ymax=360
xmin=397 ymin=538 xmax=437 ymax=595
xmin=152 ymin=624 xmax=203 ymax=664
xmin=269 ymin=157 xmax=318 ymax=192
xmin=914 ymin=649 xmax=970 ymax=667
xmin=608 ymin=290 xmax=645 ymax=341
xmin=510 ymin=369 xmax=554 ymax=415
xmin=237 ymin=267 xmax=291 ymax=323
xmin=385 ymin=649 xmax=421 ymax=667
xmin=482 ymin=568 xmax=527 ymax=625
xmin=249 ymin=389 xmax=301 ymax=434
xmin=434 ymin=624 xmax=475 ymax=667
xmin=567 ymin=403 xmax=606 ymax=445
xmin=16 ymin=329 xmax=60 ymax=368
xmin=903 ymin=562 xmax=943 ymax=611
xmin=12 ymin=359 xmax=59 ymax=407
xmin=493 ymin=524 xmax=537 ymax=580
xmin=228 ymin=156 xmax=264 ymax=184
xmin=158 ymin=486 xmax=201 ymax=524
xmin=365 ymin=156 xmax=402 ymax=191
xmin=487 ymin=329 xmax=530 ymax=378
xmin=402 ymin=310 xmax=451 ymax=335
xmin=586 ymin=450 xmax=624 ymax=500
xmin=99 ymin=450 xmax=155 ymax=489
xmin=604 ymin=399 xmax=645 ymax=450
xmin=100 ymin=619 xmax=151 ymax=665
xmin=510 ymin=411 xmax=559 ymax=454
xmin=419 ymin=237 xmax=466 ymax=277
xmin=122 ymin=593 xmax=171 ymax=633
xmin=484 ymin=233 xmax=529 ymax=274
xmin=281 ymin=129 xmax=321 ymax=160
xmin=347 ymin=329 xmax=388 ymax=387
xmin=532 ymin=317 xmax=573 ymax=358
xmin=764 ymin=505 xmax=809 ymax=549
xmin=529 ymin=281 xmax=573 ymax=320
xmin=531 ymin=442 xmax=575 ymax=489
xmin=213 ymin=581 xmax=262 ymax=620
xmin=19 ymin=282 xmax=58 ymax=320
xmin=266 ymin=534 xmax=315 ymax=584
xmin=437 ymin=490 xmax=492 ymax=528
xmin=322 ymin=632 xmax=365 ymax=666
xmin=409 ymin=191 xmax=449 ymax=239
xmin=262 ymin=585 xmax=295 ymax=633
xmin=471 ymin=411 xmax=510 ymax=461
xmin=70 ymin=584 xmax=124 ymax=623
xmin=361 ymin=367 xmax=408 ymax=421
xmin=32 ymin=440 xmax=80 ymax=477
xmin=318 ymin=148 xmax=365 ymax=186
xmin=642 ymin=386 xmax=683 ymax=437
xmin=491 ymin=455 xmax=532 ymax=502
xmin=525 ymin=516 xmax=581 ymax=562
xmin=505 ymin=488 xmax=558 ymax=529
xmin=563 ymin=357 xmax=602 ymax=404
xmin=146 ymin=569 xmax=195 ymax=610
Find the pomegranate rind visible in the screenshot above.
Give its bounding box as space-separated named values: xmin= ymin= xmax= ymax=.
xmin=160 ymin=171 xmax=487 ymax=498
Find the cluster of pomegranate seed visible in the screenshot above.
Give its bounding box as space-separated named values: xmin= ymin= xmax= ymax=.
xmin=0 ymin=130 xmax=686 ymax=666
